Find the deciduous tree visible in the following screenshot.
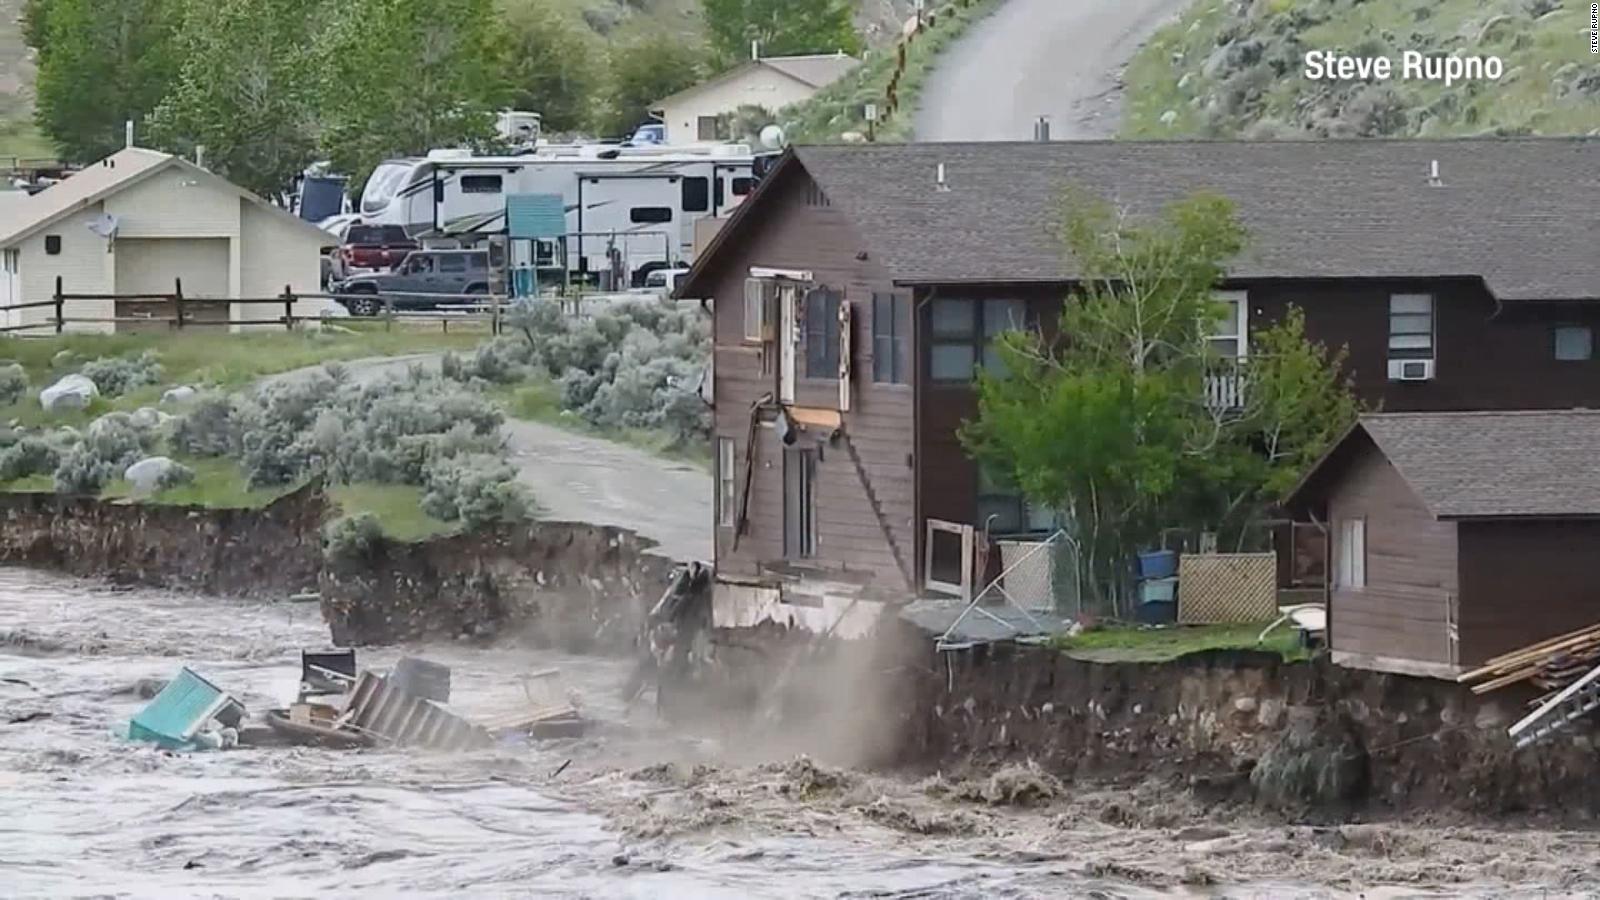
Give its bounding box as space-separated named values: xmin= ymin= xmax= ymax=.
xmin=701 ymin=0 xmax=862 ymax=70
xmin=499 ymin=0 xmax=601 ymax=134
xmin=596 ymin=34 xmax=704 ymax=137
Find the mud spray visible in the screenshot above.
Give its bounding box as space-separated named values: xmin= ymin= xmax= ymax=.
xmin=4 ymin=568 xmax=1599 ymax=897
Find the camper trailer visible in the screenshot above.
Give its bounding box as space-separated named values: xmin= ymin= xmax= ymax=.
xmin=357 ymin=144 xmax=756 ymax=285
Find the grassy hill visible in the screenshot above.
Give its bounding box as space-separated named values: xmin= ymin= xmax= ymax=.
xmin=1122 ymin=0 xmax=1600 ymax=139
xmin=0 ymin=0 xmax=918 ymax=157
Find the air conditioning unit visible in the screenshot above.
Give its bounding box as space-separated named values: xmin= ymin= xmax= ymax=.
xmin=1388 ymin=358 xmax=1435 ymax=382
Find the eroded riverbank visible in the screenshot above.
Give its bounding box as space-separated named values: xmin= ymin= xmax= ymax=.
xmin=5 ymin=568 xmax=1600 ymax=897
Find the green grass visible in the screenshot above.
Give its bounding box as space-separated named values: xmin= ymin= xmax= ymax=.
xmin=0 ymin=121 xmax=52 ymax=159
xmin=0 ymin=473 xmax=53 ymax=492
xmin=1055 ymin=622 xmax=1309 ymax=663
xmin=328 ymin=482 xmax=457 ymax=541
xmin=486 ymin=376 xmax=711 ymax=469
xmin=100 ymin=456 xmax=300 ymax=509
xmin=0 ymin=327 xmax=480 ymax=426
xmin=1121 ymin=0 xmax=1600 ymax=140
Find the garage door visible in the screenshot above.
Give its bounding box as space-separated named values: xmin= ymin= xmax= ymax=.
xmin=114 ymin=238 xmax=230 ymax=329
xmin=115 ymin=238 xmax=229 ymax=297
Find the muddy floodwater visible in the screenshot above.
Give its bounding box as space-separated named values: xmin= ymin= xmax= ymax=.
xmin=3 ymin=568 xmax=1599 ymax=898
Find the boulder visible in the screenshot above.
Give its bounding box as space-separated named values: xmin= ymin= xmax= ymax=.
xmin=124 ymin=456 xmax=184 ymax=495
xmin=39 ymin=374 xmax=98 ymax=412
xmin=160 ymin=385 xmax=197 ymax=406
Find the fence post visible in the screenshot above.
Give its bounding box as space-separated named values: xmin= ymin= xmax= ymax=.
xmin=173 ymin=277 xmax=185 ymax=330
xmin=53 ymin=276 xmax=63 ymax=334
xmin=282 ymin=284 xmax=295 ymax=331
xmin=383 ymin=296 xmax=393 ymax=333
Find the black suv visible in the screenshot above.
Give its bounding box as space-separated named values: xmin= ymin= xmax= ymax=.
xmin=337 ymin=250 xmax=491 ymax=316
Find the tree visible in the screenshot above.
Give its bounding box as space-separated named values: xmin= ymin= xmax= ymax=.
xmin=961 ymin=191 xmax=1358 ymax=615
xmin=146 ymin=0 xmax=323 ymax=196
xmin=596 ymin=35 xmax=704 ymax=137
xmin=499 ymin=0 xmax=600 ymax=134
xmin=313 ymin=0 xmax=509 ymax=182
xmin=701 ymin=0 xmax=862 ymax=70
xmin=26 ymin=0 xmax=183 ymax=161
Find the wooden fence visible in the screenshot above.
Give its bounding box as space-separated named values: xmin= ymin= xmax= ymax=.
xmin=0 ymin=277 xmax=506 ymax=336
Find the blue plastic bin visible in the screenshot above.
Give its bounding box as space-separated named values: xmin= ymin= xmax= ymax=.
xmin=1137 ymin=550 xmax=1178 ymax=580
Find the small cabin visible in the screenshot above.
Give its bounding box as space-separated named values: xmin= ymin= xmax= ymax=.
xmin=1288 ymin=410 xmax=1600 ymax=678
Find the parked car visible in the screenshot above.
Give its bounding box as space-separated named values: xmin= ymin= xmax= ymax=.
xmin=635 ymin=266 xmax=691 ymax=297
xmin=319 ymin=216 xmax=361 ymax=289
xmin=628 ymin=122 xmax=666 ymax=146
xmin=337 ymin=249 xmax=491 ymax=316
xmin=336 ymin=224 xmax=418 ymax=282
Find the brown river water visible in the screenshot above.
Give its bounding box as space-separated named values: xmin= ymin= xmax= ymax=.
xmin=3 ymin=567 xmax=1598 ymax=898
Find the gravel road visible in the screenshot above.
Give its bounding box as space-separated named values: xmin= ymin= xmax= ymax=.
xmin=915 ymin=0 xmax=1192 ymax=141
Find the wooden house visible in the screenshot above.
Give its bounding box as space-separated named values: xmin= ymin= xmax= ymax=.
xmin=676 ymin=138 xmax=1600 ymax=637
xmin=1286 ymin=410 xmax=1600 ymax=678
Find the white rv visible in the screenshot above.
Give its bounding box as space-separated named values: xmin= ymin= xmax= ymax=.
xmin=357 ymin=143 xmax=757 ymax=285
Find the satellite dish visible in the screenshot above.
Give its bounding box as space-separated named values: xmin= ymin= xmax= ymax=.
xmin=86 ymin=213 xmax=119 ymax=240
xmin=759 ymin=125 xmax=786 ymax=150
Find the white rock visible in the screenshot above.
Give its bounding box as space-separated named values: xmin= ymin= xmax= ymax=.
xmin=1159 ymin=110 xmax=1179 ymax=126
xmin=160 ymin=385 xmax=197 ymax=406
xmin=124 ymin=456 xmax=183 ymax=495
xmin=39 ymin=374 xmax=98 ymax=411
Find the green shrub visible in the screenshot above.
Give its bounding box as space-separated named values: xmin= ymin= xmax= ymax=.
xmin=0 ymin=363 xmax=28 ymax=406
xmin=81 ymin=351 xmax=163 ymax=397
xmin=0 ymin=434 xmax=62 ymax=481
xmin=421 ymin=453 xmax=529 ymax=530
xmin=323 ymin=512 xmax=384 ymax=560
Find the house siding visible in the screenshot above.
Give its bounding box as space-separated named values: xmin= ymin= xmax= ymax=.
xmin=104 ymin=167 xmax=240 ymax=238
xmin=18 ymin=206 xmax=113 ymax=331
xmin=659 ymin=67 xmax=821 ymax=144
xmin=707 ymin=166 xmax=916 ymax=594
xmin=238 ymin=200 xmax=333 ymax=324
xmin=1325 ymin=437 xmax=1458 ymax=668
xmin=1456 ymin=521 xmax=1600 ymax=665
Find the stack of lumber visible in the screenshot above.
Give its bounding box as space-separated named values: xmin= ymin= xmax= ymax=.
xmin=1457 ymin=623 xmax=1600 ymax=697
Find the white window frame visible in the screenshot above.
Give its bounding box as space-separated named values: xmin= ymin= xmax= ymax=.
xmin=1389 ymin=293 xmax=1435 ymax=360
xmin=716 ymin=437 xmax=736 ymax=528
xmin=1336 ymin=518 xmax=1366 ymax=591
xmin=1209 ymin=290 xmax=1249 ymax=359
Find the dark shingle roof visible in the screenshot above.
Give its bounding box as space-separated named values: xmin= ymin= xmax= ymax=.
xmin=793 ymin=138 xmax=1600 ymax=301
xmin=1357 ymin=410 xmax=1600 ymax=519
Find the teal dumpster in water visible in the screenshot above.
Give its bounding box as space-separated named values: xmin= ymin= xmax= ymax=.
xmin=128 ymin=667 xmax=244 ymax=750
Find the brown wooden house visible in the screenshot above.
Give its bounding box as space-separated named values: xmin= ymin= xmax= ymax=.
xmin=676 ymin=138 xmax=1600 ymax=636
xmin=1286 ymin=411 xmax=1600 ymax=678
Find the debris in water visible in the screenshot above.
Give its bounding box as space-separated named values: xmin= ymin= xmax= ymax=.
xmin=952 ymin=765 xmax=1064 ymax=808
xmin=6 ymin=710 xmax=51 ymax=725
xmin=479 ymin=668 xmax=586 ymax=739
xmin=127 ymin=667 xmax=245 ymax=751
xmin=392 ymin=657 xmax=451 ymax=703
xmin=859 ymin=797 xmax=981 ymax=836
xmin=299 ymin=649 xmax=357 ymax=698
xmin=767 ymin=756 xmax=853 ymax=799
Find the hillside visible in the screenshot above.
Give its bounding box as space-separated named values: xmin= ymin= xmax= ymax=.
xmin=0 ymin=0 xmax=917 ymax=156
xmin=1121 ymin=0 xmax=1599 ymax=139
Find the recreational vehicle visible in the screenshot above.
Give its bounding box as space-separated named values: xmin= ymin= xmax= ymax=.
xmin=357 ymin=144 xmax=756 ymax=285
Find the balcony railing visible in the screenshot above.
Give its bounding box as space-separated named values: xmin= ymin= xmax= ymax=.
xmin=1204 ymin=358 xmax=1250 ymax=412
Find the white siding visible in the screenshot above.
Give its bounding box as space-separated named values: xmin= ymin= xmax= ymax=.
xmin=659 ymin=68 xmax=820 ymax=144
xmin=115 ymin=238 xmax=230 ymax=297
xmin=104 ymin=167 xmax=240 ymax=238
xmin=238 ymin=200 xmax=333 ymax=327
xmin=18 ymin=206 xmax=114 ymax=332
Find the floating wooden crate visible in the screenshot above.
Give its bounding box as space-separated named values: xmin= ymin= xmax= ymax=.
xmin=1177 ymin=552 xmax=1277 ymax=624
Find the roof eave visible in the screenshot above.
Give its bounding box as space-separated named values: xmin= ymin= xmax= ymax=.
xmin=674 ymin=148 xmax=800 ymax=300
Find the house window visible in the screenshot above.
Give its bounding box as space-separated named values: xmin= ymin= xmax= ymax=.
xmin=717 ymin=438 xmax=736 ymax=527
xmin=1210 ymin=291 xmax=1248 ymax=358
xmin=697 ymin=116 xmax=720 ymax=141
xmin=929 ymin=297 xmax=1026 ymax=382
xmin=804 ymin=288 xmax=841 ymax=378
xmin=44 ymin=235 xmax=61 ymax=255
xmin=1389 ymin=294 xmax=1434 ymax=359
xmin=1555 ymin=326 xmax=1593 ymax=361
xmin=682 ymin=177 xmax=710 ymax=213
xmin=872 ymin=292 xmax=908 ymax=384
xmin=459 ymin=174 xmax=502 ymax=194
xmin=1336 ymin=518 xmax=1366 ymax=590
xmin=743 ymin=278 xmax=772 ymax=343
xmin=630 ymin=207 xmax=673 ymax=224
xmin=783 ymin=447 xmax=817 ymax=559
xmin=977 ymin=468 xmax=1055 ymax=536
xmin=804 ymin=182 xmax=831 ymax=207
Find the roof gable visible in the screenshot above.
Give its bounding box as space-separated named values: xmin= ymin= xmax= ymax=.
xmin=653 ymin=54 xmax=857 ymax=108
xmin=791 ymin=138 xmax=1600 ymax=301
xmin=1293 ymin=410 xmax=1600 ymax=520
xmin=0 ymin=146 xmax=328 ymax=247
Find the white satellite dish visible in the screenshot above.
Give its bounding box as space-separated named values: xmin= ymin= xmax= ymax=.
xmin=759 ymin=124 xmax=787 ymax=151
xmin=86 ymin=213 xmax=119 ymax=240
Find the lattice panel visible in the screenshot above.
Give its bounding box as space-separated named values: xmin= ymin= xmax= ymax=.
xmin=1177 ymin=552 xmax=1278 ymax=624
xmin=996 ymin=540 xmax=1055 ymax=609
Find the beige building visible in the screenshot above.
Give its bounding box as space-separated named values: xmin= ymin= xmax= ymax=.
xmin=0 ymin=147 xmax=337 ymax=332
xmin=651 ymin=53 xmax=859 ymax=144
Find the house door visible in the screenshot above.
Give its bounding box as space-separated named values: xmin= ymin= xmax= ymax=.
xmin=783 ymin=447 xmax=816 ymax=559
xmin=778 ymin=283 xmax=798 ymax=404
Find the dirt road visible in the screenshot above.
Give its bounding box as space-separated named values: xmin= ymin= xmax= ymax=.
xmin=915 ymin=0 xmax=1191 ymax=141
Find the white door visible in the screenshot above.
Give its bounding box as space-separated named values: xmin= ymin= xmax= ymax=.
xmin=779 ymin=284 xmax=797 ymax=404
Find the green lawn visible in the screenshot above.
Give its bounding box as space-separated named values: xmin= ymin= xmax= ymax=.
xmin=327 ymin=482 xmax=457 ymax=541
xmin=1056 ymin=622 xmax=1310 ymax=663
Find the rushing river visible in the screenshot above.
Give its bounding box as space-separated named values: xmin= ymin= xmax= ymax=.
xmin=3 ymin=568 xmax=1597 ymax=899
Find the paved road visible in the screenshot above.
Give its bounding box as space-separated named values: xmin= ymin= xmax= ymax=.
xmin=915 ymin=0 xmax=1193 ymax=141
xmin=267 ymin=355 xmax=713 ymax=565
